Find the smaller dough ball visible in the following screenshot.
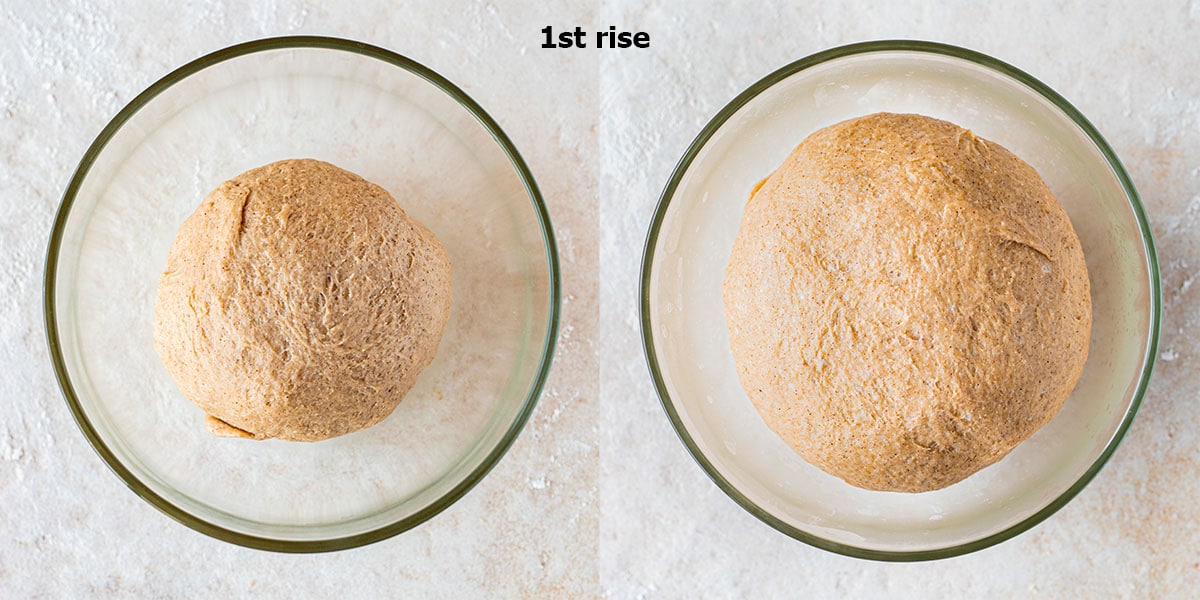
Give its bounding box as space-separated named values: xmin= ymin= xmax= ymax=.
xmin=154 ymin=159 xmax=452 ymax=441
xmin=722 ymin=113 xmax=1091 ymax=492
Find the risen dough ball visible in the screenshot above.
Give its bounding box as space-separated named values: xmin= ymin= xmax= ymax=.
xmin=154 ymin=159 xmax=452 ymax=442
xmin=722 ymin=113 xmax=1091 ymax=492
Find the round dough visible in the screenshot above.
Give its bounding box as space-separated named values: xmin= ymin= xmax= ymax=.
xmin=722 ymin=113 xmax=1091 ymax=492
xmin=154 ymin=159 xmax=452 ymax=442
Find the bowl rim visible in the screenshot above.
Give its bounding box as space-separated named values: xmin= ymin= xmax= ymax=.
xmin=42 ymin=35 xmax=561 ymax=553
xmin=639 ymin=39 xmax=1162 ymax=562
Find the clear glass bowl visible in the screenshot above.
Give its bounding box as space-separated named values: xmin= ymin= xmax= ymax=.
xmin=641 ymin=41 xmax=1160 ymax=560
xmin=44 ymin=37 xmax=559 ymax=551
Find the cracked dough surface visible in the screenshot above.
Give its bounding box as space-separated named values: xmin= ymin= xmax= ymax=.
xmin=722 ymin=113 xmax=1091 ymax=492
xmin=153 ymin=159 xmax=452 ymax=442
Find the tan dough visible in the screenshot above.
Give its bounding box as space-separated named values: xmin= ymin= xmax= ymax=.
xmin=722 ymin=113 xmax=1091 ymax=492
xmin=154 ymin=159 xmax=452 ymax=442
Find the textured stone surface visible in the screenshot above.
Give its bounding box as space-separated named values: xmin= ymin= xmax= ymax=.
xmin=2 ymin=0 xmax=1198 ymax=597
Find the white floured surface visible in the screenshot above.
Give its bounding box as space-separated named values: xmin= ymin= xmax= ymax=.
xmin=2 ymin=0 xmax=1199 ymax=597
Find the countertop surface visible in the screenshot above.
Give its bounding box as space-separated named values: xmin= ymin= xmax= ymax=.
xmin=2 ymin=1 xmax=1198 ymax=597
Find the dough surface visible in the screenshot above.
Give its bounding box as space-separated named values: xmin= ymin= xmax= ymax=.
xmin=722 ymin=113 xmax=1091 ymax=492
xmin=154 ymin=159 xmax=452 ymax=441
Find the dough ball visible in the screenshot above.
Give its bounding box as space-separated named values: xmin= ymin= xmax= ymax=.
xmin=154 ymin=159 xmax=452 ymax=442
xmin=722 ymin=113 xmax=1091 ymax=492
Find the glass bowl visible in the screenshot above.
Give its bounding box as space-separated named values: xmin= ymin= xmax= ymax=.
xmin=44 ymin=37 xmax=559 ymax=552
xmin=641 ymin=41 xmax=1160 ymax=560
